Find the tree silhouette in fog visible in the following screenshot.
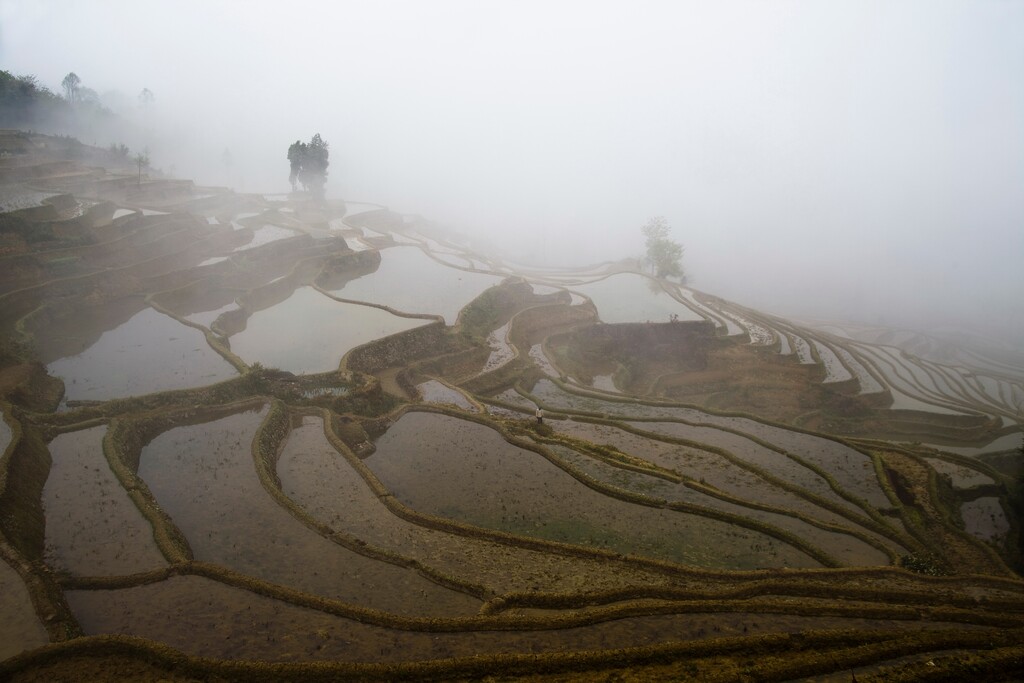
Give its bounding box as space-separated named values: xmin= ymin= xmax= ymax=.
xmin=641 ymin=216 xmax=684 ymax=280
xmin=61 ymin=72 xmax=80 ymax=103
xmin=287 ymin=133 xmax=330 ymax=199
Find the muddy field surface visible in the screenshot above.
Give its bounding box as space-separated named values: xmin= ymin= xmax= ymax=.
xmin=43 ymin=425 xmax=166 ymax=576
xmin=65 ymin=575 xmax=974 ymax=663
xmin=366 ymin=412 xmax=820 ymax=570
xmin=0 ymin=560 xmax=48 ymax=661
xmin=279 ymin=416 xmax=685 ymax=595
xmin=137 ymin=408 xmax=478 ymax=616
xmin=543 ymin=442 xmax=891 ymax=567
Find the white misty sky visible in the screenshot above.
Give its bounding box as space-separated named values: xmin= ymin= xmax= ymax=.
xmin=2 ymin=0 xmax=1022 ymax=340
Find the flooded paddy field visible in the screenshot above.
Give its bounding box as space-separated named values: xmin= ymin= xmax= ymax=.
xmin=64 ymin=574 xmax=962 ymax=663
xmin=777 ymin=331 xmax=793 ymax=355
xmin=553 ymin=420 xmax=874 ymax=527
xmin=811 ymin=340 xmax=853 ymax=383
xmin=279 ymin=416 xmax=685 ymax=594
xmin=43 ymin=426 xmax=166 ymax=576
xmin=324 ymin=246 xmax=501 ymax=323
xmin=791 ymin=335 xmax=815 ymax=364
xmin=138 ymin=408 xmax=477 ymax=616
xmin=940 ymin=431 xmax=1024 ymax=457
xmin=528 ymin=379 xmax=704 ymax=419
xmin=960 ymin=497 xmax=1009 ymax=542
xmin=416 ymin=380 xmax=476 ymax=410
xmin=366 ymin=412 xmax=820 ymax=569
xmin=574 ymin=273 xmax=704 ymax=324
xmin=184 ymin=302 xmax=240 ymax=329
xmin=628 ymin=421 xmax=864 ymax=514
xmin=528 ymin=343 xmax=559 ymax=377
xmin=851 ymin=343 xmax=969 ymax=415
xmin=45 ymin=307 xmax=238 ymax=401
xmin=590 ymin=374 xmax=618 ymax=392
xmin=0 ymin=410 xmax=11 ymax=455
xmin=195 ymin=255 xmax=230 ymax=267
xmin=0 ymin=560 xmax=49 ymax=661
xmin=478 ymin=321 xmax=515 ymax=375
xmin=229 ymin=287 xmax=428 ymax=374
xmin=666 ymin=415 xmax=892 ymax=510
xmin=925 ymin=458 xmax=995 ymax=488
xmin=834 ymin=346 xmax=885 ymax=394
xmin=543 ymin=442 xmax=890 ymax=567
xmin=151 ymin=286 xmax=246 ymax=329
xmin=231 ymin=225 xmax=300 ymax=252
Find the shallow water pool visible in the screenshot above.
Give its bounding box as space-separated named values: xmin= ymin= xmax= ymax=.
xmin=230 ymin=287 xmax=428 ymax=374
xmin=47 ymin=308 xmax=237 ymax=400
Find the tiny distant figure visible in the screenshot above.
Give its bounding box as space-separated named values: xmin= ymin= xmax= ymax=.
xmin=535 ymin=407 xmax=544 ymax=424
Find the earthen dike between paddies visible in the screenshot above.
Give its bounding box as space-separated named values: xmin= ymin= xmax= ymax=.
xmin=1 ymin=131 xmax=1023 ymax=682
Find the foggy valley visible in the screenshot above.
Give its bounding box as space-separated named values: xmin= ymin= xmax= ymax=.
xmin=3 ymin=1 xmax=1022 ymax=339
xmin=1 ymin=1 xmax=1023 ymax=680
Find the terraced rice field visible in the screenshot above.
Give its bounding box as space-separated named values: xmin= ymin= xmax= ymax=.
xmin=1 ymin=134 xmax=1022 ymax=681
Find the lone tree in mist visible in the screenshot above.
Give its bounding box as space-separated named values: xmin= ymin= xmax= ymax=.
xmin=641 ymin=216 xmax=684 ymax=280
xmin=61 ymin=72 xmax=81 ymax=103
xmin=134 ymin=150 xmax=149 ymax=185
xmin=287 ymin=133 xmax=330 ymax=199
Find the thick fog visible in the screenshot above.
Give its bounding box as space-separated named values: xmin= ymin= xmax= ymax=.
xmin=3 ymin=1 xmax=1022 ymax=342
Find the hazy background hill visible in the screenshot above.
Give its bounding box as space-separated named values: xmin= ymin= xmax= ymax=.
xmin=2 ymin=0 xmax=1021 ymax=343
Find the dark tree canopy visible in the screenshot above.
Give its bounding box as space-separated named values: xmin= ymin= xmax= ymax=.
xmin=1 ymin=69 xmax=115 ymax=133
xmin=0 ymin=70 xmax=64 ymax=127
xmin=287 ymin=133 xmax=330 ymax=199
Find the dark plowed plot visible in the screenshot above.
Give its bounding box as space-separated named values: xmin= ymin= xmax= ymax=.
xmin=138 ymin=407 xmax=479 ymax=616
xmin=542 ymin=442 xmax=890 ymax=567
xmin=0 ymin=560 xmax=48 ymax=661
xmin=43 ymin=425 xmax=166 ymax=576
xmin=278 ymin=416 xmax=681 ymax=595
xmin=555 ymin=420 xmax=849 ymax=523
xmin=366 ymin=412 xmax=820 ymax=569
xmin=626 ymin=421 xmax=863 ymax=515
xmin=671 ymin=413 xmax=891 ymax=508
xmin=64 ymin=575 xmax=969 ymax=663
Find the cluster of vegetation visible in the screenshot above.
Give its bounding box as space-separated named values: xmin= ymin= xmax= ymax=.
xmin=287 ymin=133 xmax=330 ymax=199
xmin=641 ymin=215 xmax=684 ymax=280
xmin=0 ymin=70 xmax=116 ymax=131
xmin=1 ymin=70 xmax=155 ymax=154
xmin=0 ymin=70 xmax=68 ymax=128
xmin=898 ymin=552 xmax=951 ymax=576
